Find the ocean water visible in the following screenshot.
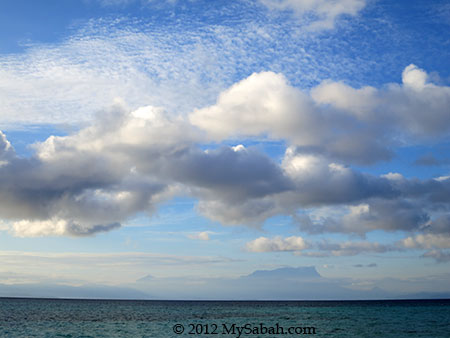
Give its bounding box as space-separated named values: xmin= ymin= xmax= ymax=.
xmin=0 ymin=298 xmax=449 ymax=337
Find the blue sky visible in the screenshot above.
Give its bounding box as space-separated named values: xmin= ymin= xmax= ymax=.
xmin=0 ymin=0 xmax=450 ymax=300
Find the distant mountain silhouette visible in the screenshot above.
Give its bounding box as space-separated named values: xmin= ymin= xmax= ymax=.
xmin=245 ymin=266 xmax=321 ymax=279
xmin=137 ymin=274 xmax=154 ymax=283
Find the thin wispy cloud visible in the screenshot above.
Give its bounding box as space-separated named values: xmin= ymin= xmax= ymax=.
xmin=2 ymin=2 xmax=436 ymax=129
xmin=259 ymin=0 xmax=367 ymax=31
xmin=0 ymin=250 xmax=237 ymax=285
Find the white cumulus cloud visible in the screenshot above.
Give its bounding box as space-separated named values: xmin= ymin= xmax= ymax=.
xmin=400 ymin=234 xmax=450 ymax=250
xmin=246 ymin=236 xmax=308 ymax=252
xmin=187 ymin=231 xmax=211 ymax=241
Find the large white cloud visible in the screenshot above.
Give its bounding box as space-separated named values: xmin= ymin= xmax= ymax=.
xmin=312 ymin=64 xmax=450 ymax=138
xmin=191 ymin=66 xmax=450 ymax=165
xmin=0 ymin=105 xmax=187 ymax=236
xmin=1 ymin=66 xmax=450 ymax=240
xmin=190 ymin=72 xmax=324 ymax=144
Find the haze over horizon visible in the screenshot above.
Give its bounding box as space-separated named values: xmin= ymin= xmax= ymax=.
xmin=0 ymin=0 xmax=450 ymax=300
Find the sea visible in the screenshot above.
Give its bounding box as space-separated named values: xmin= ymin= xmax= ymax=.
xmin=0 ymin=298 xmax=449 ymax=337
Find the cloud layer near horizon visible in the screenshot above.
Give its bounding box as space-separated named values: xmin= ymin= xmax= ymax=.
xmin=1 ymin=65 xmax=450 ymax=260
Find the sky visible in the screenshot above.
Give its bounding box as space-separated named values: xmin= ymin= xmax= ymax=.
xmin=0 ymin=0 xmax=450 ymax=300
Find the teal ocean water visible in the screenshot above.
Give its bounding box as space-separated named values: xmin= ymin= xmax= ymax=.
xmin=0 ymin=298 xmax=449 ymax=337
